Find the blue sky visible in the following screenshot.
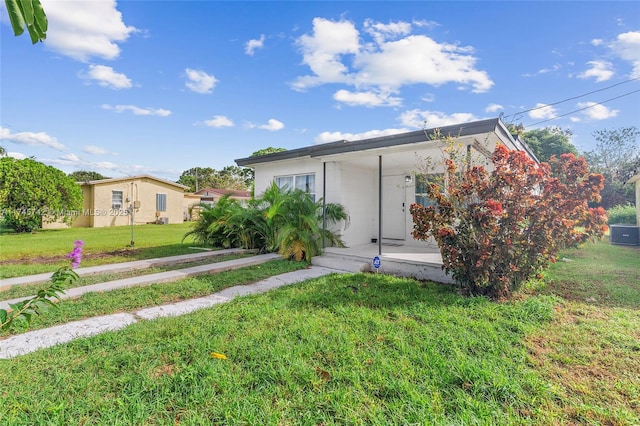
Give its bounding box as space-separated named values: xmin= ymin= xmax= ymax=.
xmin=1 ymin=1 xmax=639 ymax=182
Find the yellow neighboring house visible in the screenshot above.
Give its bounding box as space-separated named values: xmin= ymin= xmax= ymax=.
xmin=628 ymin=172 xmax=640 ymax=225
xmin=44 ymin=175 xmax=190 ymax=228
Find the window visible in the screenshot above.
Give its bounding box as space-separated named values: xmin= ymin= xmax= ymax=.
xmin=275 ymin=173 xmax=315 ymax=201
xmin=112 ymin=191 xmax=123 ymax=209
xmin=156 ymin=193 xmax=167 ymax=212
xmin=415 ymin=173 xmax=444 ymax=207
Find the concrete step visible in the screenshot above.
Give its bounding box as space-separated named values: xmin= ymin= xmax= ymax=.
xmin=312 ymin=253 xmax=372 ymax=273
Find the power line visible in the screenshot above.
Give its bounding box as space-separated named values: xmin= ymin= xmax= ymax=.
xmin=503 ymin=76 xmax=640 ymax=122
xmin=524 ymin=89 xmax=640 ymax=127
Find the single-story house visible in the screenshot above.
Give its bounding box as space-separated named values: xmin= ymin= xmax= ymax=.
xmin=235 ymin=118 xmax=537 ymax=252
xmin=44 ymin=174 xmax=189 ymax=228
xmin=195 ymin=188 xmax=252 ymax=206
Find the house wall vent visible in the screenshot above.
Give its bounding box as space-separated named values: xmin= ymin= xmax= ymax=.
xmin=610 ymin=224 xmax=640 ymax=246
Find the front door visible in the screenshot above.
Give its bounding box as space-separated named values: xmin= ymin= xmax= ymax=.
xmin=382 ymin=175 xmax=406 ymax=240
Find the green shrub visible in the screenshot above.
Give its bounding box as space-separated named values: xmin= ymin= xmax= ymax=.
xmin=607 ymin=204 xmax=637 ymax=225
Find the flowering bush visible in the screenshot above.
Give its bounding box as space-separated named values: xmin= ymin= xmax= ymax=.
xmin=0 ymin=240 xmax=84 ymax=331
xmin=410 ymin=144 xmax=607 ymax=299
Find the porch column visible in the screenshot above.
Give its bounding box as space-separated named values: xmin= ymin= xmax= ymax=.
xmin=378 ymin=155 xmax=382 ymax=256
xmin=322 ymin=161 xmax=326 ymax=249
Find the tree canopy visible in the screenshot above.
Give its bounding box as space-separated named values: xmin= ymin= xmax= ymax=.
xmin=0 ymin=157 xmax=83 ymax=232
xmin=177 ymin=166 xmax=252 ymax=192
xmin=251 ymin=147 xmax=287 ymax=157
xmin=520 ymin=127 xmax=578 ymax=163
xmin=583 ymin=126 xmax=639 ymax=208
xmin=68 ymin=170 xmax=110 ymax=182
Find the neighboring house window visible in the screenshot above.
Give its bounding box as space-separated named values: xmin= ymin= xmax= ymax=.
xmin=415 ymin=173 xmax=444 ymax=207
xmin=275 ymin=173 xmax=316 ymax=201
xmin=156 ymin=193 xmax=167 ymax=212
xmin=112 ymin=191 xmax=123 ymax=209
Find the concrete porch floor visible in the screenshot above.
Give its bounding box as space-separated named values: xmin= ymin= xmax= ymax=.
xmin=315 ymin=243 xmax=453 ymax=284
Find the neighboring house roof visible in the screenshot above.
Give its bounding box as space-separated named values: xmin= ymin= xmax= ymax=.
xmin=235 ymin=118 xmax=537 ymax=167
xmin=79 ymin=174 xmax=189 ymax=191
xmin=195 ymin=188 xmax=252 ymax=198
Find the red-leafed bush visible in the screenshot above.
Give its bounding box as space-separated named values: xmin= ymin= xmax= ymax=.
xmin=410 ymin=144 xmax=607 ymax=299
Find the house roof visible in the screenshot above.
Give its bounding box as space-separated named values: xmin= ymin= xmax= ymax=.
xmin=80 ymin=174 xmax=189 ymax=190
xmin=235 ymin=118 xmax=537 ymax=167
xmin=195 ymin=188 xmax=252 ymax=198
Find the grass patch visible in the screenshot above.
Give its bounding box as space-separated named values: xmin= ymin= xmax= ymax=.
xmin=523 ymin=240 xmax=640 ymax=424
xmin=0 ymin=223 xmax=206 ymax=278
xmin=0 ymin=253 xmax=253 ymax=301
xmin=0 ymin=259 xmax=306 ymax=336
xmin=0 ymin=273 xmax=559 ymax=424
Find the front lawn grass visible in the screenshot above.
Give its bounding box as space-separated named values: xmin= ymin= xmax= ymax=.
xmin=0 ymin=223 xmax=200 ymax=278
xmin=0 ymin=240 xmax=637 ymax=424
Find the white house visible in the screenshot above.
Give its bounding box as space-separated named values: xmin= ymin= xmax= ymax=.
xmin=236 ymin=118 xmax=536 ymax=255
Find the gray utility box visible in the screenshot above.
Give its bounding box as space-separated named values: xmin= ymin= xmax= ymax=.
xmin=610 ymin=224 xmax=640 ymax=246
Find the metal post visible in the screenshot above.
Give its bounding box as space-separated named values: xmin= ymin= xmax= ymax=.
xmin=322 ymin=162 xmax=326 ymax=249
xmin=378 ymin=155 xmax=382 ymax=256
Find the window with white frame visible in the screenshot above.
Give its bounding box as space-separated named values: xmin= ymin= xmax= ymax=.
xmin=112 ymin=191 xmax=123 ymax=209
xmin=415 ymin=173 xmax=444 ymax=207
xmin=156 ymin=193 xmax=167 ymax=212
xmin=275 ymin=173 xmax=316 ymax=201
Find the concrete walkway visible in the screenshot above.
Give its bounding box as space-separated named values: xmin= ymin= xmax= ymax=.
xmin=0 ymin=254 xmax=340 ymax=359
xmin=0 ymin=253 xmax=281 ymax=311
xmin=0 ymin=248 xmax=249 ymax=288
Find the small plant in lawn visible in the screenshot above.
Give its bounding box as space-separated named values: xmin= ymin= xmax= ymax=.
xmin=0 ymin=240 xmax=83 ymax=332
xmin=411 ymin=142 xmax=608 ymax=299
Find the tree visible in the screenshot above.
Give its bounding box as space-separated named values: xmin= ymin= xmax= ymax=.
xmin=177 ymin=166 xmax=252 ymax=192
xmin=251 ymin=147 xmax=287 ymax=157
xmin=583 ymin=127 xmax=639 ymax=209
xmin=520 ymin=127 xmax=578 ymax=163
xmin=68 ymin=170 xmax=109 ymax=182
xmin=0 ymin=146 xmax=6 ymax=157
xmin=5 ymin=0 xmax=47 ymax=43
xmin=0 ymin=157 xmax=83 ymax=232
xmin=410 ymin=142 xmax=606 ymax=299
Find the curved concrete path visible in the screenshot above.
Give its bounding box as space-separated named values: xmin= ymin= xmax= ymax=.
xmin=0 ymin=255 xmax=341 ymax=358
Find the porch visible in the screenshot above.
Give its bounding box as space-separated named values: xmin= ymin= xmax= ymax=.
xmin=312 ymin=243 xmax=454 ymax=284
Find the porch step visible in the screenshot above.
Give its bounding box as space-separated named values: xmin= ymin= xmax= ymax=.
xmin=312 ymin=252 xmax=372 ymax=273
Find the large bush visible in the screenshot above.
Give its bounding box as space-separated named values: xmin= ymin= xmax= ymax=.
xmin=184 ymin=183 xmax=349 ymax=261
xmin=410 ymin=144 xmax=607 ymax=299
xmin=0 ymin=157 xmax=83 ymax=232
xmin=607 ymin=204 xmax=637 ymax=225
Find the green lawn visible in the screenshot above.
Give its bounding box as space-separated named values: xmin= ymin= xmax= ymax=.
xmin=0 ymin=240 xmax=638 ymax=424
xmin=0 ymin=223 xmax=200 ymax=278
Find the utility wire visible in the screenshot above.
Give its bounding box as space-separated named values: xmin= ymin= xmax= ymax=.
xmin=524 ymin=89 xmax=640 ymax=127
xmin=503 ymin=76 xmax=640 ymax=122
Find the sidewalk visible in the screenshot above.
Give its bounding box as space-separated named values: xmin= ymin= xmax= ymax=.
xmin=0 ymin=266 xmax=340 ymax=359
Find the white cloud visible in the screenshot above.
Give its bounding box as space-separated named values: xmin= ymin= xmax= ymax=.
xmin=184 ymin=68 xmax=218 ymax=94
xmin=80 ymin=64 xmax=133 ymax=89
xmin=245 ymin=34 xmax=266 ymax=55
xmin=82 ymin=145 xmax=118 ymax=156
xmin=609 ymin=31 xmax=640 ymax=78
xmin=42 ymin=0 xmax=136 ymax=62
xmin=578 ymin=60 xmax=614 ymax=82
xmin=398 ymin=110 xmax=480 ymax=129
xmin=576 ymin=102 xmax=619 ymax=120
xmin=246 ymin=119 xmax=285 ymax=131
xmin=102 ymin=104 xmax=171 ymax=117
xmin=260 ymin=119 xmax=285 ymax=131
xmin=333 ymin=89 xmax=402 ymax=107
xmin=0 ymin=127 xmax=65 ymax=150
xmin=292 ymin=18 xmax=493 ymax=100
xmin=204 ymin=115 xmax=234 ymax=128
xmin=485 ymin=103 xmax=504 ymax=113
xmin=536 ymin=64 xmax=562 ymax=74
xmin=60 ymin=153 xmax=80 ymax=162
xmin=315 ymin=128 xmax=408 ymax=144
xmin=7 ymin=152 xmax=27 ymax=160
xmin=528 ymin=103 xmax=557 ymax=120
